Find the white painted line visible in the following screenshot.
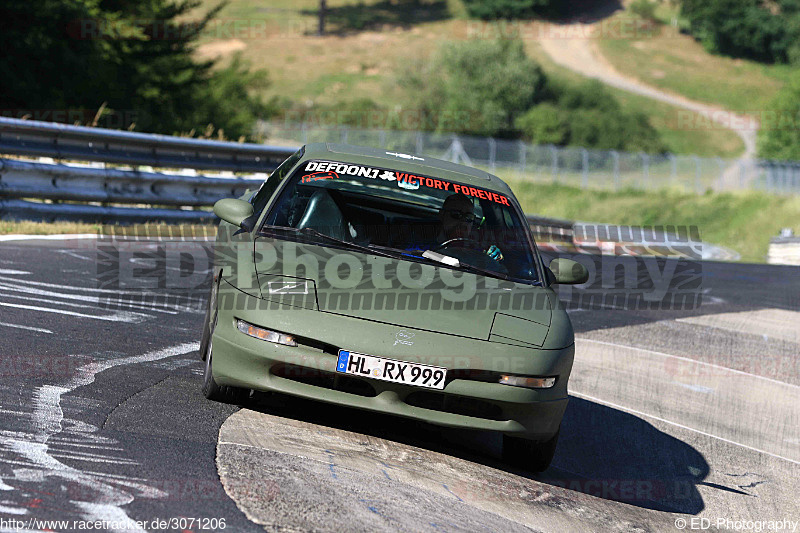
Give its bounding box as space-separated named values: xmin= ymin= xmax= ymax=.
xmin=0 ymin=282 xmax=178 ymax=315
xmin=571 ymin=390 xmax=800 ymax=466
xmin=9 ymin=277 xmax=205 ymax=301
xmin=49 ymin=453 xmax=139 ymax=465
xmin=0 ymin=301 xmax=145 ymax=323
xmin=0 ymin=504 xmax=27 ymax=514
xmin=4 ymin=342 xmax=198 ymax=530
xmin=0 ymin=321 xmax=53 ymax=334
xmin=0 ymin=269 xmax=31 ymax=275
xmin=0 ymin=233 xmax=214 ymax=243
xmin=671 ymin=381 xmax=714 ymax=394
xmin=577 ymin=337 xmax=800 ymax=390
xmin=0 ymin=234 xmax=99 ymax=242
xmin=50 ymin=442 xmax=125 ymax=452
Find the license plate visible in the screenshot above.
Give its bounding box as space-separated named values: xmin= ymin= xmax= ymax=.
xmin=336 ymin=350 xmax=447 ymax=390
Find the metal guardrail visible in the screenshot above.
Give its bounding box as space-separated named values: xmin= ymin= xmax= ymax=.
xmin=0 ymin=158 xmax=263 ymax=206
xmin=0 ymin=117 xmax=295 ymax=173
xmin=0 ymin=118 xmax=751 ymax=260
xmin=0 ymin=198 xmax=217 ymax=225
xmin=0 ymin=117 xmax=297 ymax=224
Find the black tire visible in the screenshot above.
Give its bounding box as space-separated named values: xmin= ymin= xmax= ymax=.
xmin=200 ymin=280 xmax=250 ymax=405
xmin=199 ymin=272 xmax=220 ymax=361
xmin=502 ymin=428 xmax=560 ymax=472
xmin=201 ymin=337 xmax=250 ymax=404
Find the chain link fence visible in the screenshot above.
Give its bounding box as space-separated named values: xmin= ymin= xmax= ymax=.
xmin=258 ymin=122 xmax=800 ymax=195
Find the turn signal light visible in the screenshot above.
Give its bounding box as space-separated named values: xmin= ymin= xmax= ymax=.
xmin=498 ymin=375 xmax=556 ymax=389
xmin=237 ymin=319 xmax=297 ymax=347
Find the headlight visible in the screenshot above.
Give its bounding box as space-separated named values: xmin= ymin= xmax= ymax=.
xmin=237 ymin=319 xmax=297 ymax=347
xmin=498 ymin=375 xmax=556 ymax=389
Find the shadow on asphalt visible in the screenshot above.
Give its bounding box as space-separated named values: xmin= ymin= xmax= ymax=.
xmin=243 ymin=390 xmax=724 ymax=515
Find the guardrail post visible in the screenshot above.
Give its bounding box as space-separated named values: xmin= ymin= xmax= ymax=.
xmin=518 ymin=140 xmax=527 ymax=180
xmin=694 ymin=155 xmax=702 ymax=193
xmin=301 ymin=122 xmax=308 ymax=144
xmin=488 ymin=137 xmax=496 ymax=172
xmin=340 ymin=126 xmax=349 ymax=143
xmin=611 ymin=150 xmax=619 ymax=191
xmin=782 ymin=163 xmax=789 ymax=193
xmin=765 ymin=161 xmax=773 ymax=193
xmin=415 ymin=132 xmax=423 ymax=155
xmin=640 ymin=152 xmax=649 ymax=190
xmin=581 ymin=148 xmax=589 ymax=189
xmin=550 ymin=145 xmax=559 ymax=184
xmin=668 ymin=153 xmax=677 ymax=189
xmin=739 ymin=160 xmax=746 ymax=189
xmin=716 ymin=157 xmax=725 ymax=191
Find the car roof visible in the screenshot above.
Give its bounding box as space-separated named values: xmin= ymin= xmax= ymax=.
xmin=300 ymin=142 xmax=515 ymax=196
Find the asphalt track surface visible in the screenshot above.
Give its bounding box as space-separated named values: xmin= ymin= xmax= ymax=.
xmin=0 ymin=238 xmax=797 ymax=532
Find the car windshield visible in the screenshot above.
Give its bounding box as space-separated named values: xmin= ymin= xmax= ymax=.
xmin=262 ymin=159 xmax=540 ymax=284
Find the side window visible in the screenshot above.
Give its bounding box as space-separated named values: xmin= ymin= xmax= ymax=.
xmin=250 ymin=147 xmax=304 ymax=218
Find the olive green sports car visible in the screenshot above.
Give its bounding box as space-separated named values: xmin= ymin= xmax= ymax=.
xmin=200 ymin=143 xmax=587 ymax=471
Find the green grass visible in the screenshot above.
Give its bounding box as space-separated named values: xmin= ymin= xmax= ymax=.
xmin=508 ymin=180 xmax=800 ymax=262
xmin=597 ymin=11 xmax=792 ymax=114
xmin=0 ymin=221 xmax=216 ymax=237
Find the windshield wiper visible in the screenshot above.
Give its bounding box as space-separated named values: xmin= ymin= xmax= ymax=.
xmin=452 ymin=261 xmax=515 ymax=282
xmin=259 ymin=225 xmax=396 ymax=259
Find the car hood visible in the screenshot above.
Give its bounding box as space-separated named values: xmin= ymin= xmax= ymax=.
xmin=254 ymin=238 xmax=552 ymax=342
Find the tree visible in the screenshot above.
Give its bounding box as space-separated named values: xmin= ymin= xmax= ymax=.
xmin=681 ymin=0 xmax=800 ymax=63
xmin=757 ymin=71 xmax=800 ymax=160
xmin=461 ymin=0 xmax=549 ymax=19
xmin=515 ymin=103 xmax=568 ymax=145
xmin=515 ymin=80 xmax=664 ymax=152
xmin=318 ymin=0 xmax=327 ymax=35
xmin=0 ymin=0 xmax=274 ymax=138
xmin=405 ymin=39 xmax=548 ymax=136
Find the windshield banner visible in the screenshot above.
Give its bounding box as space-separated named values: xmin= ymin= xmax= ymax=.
xmin=302 ymin=160 xmax=510 ymax=206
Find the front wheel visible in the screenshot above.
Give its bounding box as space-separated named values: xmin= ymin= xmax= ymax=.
xmin=502 ymin=428 xmax=560 ymax=472
xmin=201 ymin=340 xmax=250 ymax=404
xmin=200 ymin=290 xmax=250 ymax=405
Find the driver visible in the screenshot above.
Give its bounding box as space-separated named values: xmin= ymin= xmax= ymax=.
xmin=438 ymin=193 xmax=503 ymax=261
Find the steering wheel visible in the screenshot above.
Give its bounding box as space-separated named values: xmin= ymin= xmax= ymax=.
xmin=433 ymin=237 xmax=485 ymax=252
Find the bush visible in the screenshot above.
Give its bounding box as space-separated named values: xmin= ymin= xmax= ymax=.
xmin=554 ymin=79 xmax=618 ymax=113
xmin=405 ymin=41 xmax=665 ymax=152
xmin=515 ymin=103 xmax=568 ymax=145
xmin=405 ymin=39 xmax=548 ymax=136
xmin=461 ymin=0 xmax=548 ymax=19
xmin=517 ymin=80 xmax=665 ymax=152
xmin=757 ymin=71 xmax=800 ymax=160
xmin=681 ymin=0 xmax=800 ymax=63
xmin=567 ymin=107 xmax=664 ymax=152
xmin=629 ymin=0 xmax=659 ymax=21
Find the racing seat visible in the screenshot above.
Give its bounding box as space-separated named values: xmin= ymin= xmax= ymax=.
xmin=296 ymin=189 xmax=353 ymax=241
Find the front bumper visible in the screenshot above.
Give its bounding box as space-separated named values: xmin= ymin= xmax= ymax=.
xmin=212 ymin=282 xmax=573 ymax=440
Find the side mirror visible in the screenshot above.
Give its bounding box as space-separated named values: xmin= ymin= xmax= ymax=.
xmin=213 ymin=198 xmax=254 ymax=229
xmin=548 ymin=258 xmax=589 ymax=285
